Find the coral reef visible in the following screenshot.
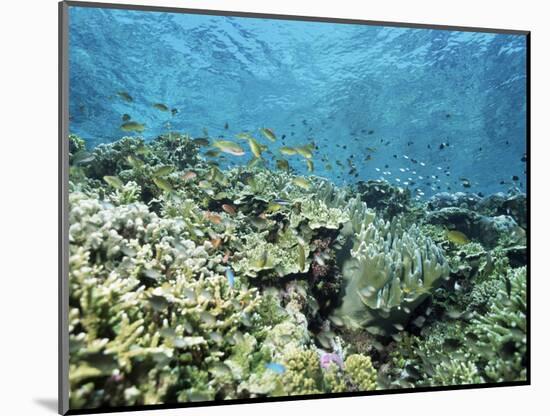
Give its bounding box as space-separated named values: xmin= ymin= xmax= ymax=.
xmin=67 ymin=133 xmax=528 ymax=408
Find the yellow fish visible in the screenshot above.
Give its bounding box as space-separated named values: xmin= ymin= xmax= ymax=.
xmin=260 ymin=127 xmax=277 ymax=142
xmin=247 ymin=137 xmax=263 ymax=158
xmin=446 ymin=230 xmax=469 ymax=245
xmin=293 ymin=177 xmax=311 ymax=190
xmin=127 ymin=155 xmax=143 ymax=169
xmin=120 ymin=121 xmax=145 ymax=133
xmin=279 ymin=147 xmax=297 ymax=156
xmin=306 ymin=159 xmax=314 ymax=172
xmin=212 ymin=140 xmax=245 ymax=156
xmin=103 ymin=175 xmax=123 ymax=189
xmin=295 ymin=145 xmax=313 ymax=159
xmin=236 ymin=132 xmax=254 ymax=140
xmin=276 ymin=159 xmax=289 ymax=171
xmin=153 ymin=165 xmax=175 ymax=177
xmin=153 ymin=177 xmax=173 ymax=193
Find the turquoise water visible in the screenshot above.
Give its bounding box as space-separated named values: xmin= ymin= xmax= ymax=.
xmin=68 ymin=6 xmax=527 ymax=197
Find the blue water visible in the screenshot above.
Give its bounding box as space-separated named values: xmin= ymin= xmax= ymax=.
xmin=68 ymin=6 xmax=527 ymax=197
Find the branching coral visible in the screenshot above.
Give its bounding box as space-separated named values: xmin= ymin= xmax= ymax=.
xmin=68 ymin=192 xmax=268 ymax=407
xmin=344 ymin=354 xmax=377 ymax=391
xmin=471 ymin=266 xmax=527 ymax=382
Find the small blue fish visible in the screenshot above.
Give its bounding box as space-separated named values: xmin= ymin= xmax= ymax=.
xmin=225 ymin=267 xmax=235 ymax=288
xmin=271 ymin=198 xmax=291 ymax=206
xmin=265 ymin=362 xmax=286 ymax=374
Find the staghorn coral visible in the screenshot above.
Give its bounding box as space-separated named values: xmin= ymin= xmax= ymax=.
xmin=384 ymin=265 xmax=526 ymax=388
xmin=68 ymin=192 xmax=269 ymax=407
xmin=431 ymin=361 xmax=483 ymax=386
xmin=471 ymin=266 xmax=527 ymax=382
xmin=334 ymin=217 xmax=450 ymax=335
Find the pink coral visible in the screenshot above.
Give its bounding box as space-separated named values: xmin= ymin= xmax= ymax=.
xmin=320 ymin=352 xmax=344 ymax=370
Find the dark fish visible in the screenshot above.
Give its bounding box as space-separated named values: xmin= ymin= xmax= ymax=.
xmin=442 ymin=338 xmax=462 ymax=352
xmin=193 ymin=138 xmax=210 ymax=146
xmin=122 ymin=113 xmax=131 ymax=122
xmin=505 ymin=274 xmax=512 ymax=298
xmin=117 ymin=91 xmax=133 ymax=102
xmin=153 ymin=103 xmax=169 ymax=112
xmin=204 ymin=149 xmax=220 ymax=158
xmin=171 ymin=108 xmax=178 ymax=116
xmin=149 ymin=295 xmax=169 ymax=312
xmin=224 ymin=122 xmax=229 ymax=130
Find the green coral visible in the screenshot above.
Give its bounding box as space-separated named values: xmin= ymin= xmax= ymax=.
xmin=69 ymin=133 xmax=86 ymax=155
xmin=385 ymin=265 xmax=526 ymax=388
xmin=471 ymin=266 xmax=527 ymax=382
xmin=344 ymin=354 xmax=377 ymax=391
xmin=334 ymin=217 xmax=449 ymax=335
xmin=431 ymin=361 xmax=483 ymax=386
xmin=281 ymin=349 xmax=324 ymax=395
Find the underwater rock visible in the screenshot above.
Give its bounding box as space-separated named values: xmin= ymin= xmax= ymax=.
xmin=425 ymin=207 xmax=481 ymax=236
xmin=477 ymin=192 xmax=527 ymax=229
xmin=476 ymin=192 xmax=508 ymax=215
xmin=427 ymin=192 xmax=482 ymax=211
xmin=426 ymin=207 xmax=521 ymax=248
xmin=356 ymin=180 xmax=411 ymax=218
xmin=503 ymin=194 xmax=527 ymax=229
xmin=69 ymin=134 xmax=86 ymax=155
xmin=478 ymin=215 xmax=520 ymax=247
